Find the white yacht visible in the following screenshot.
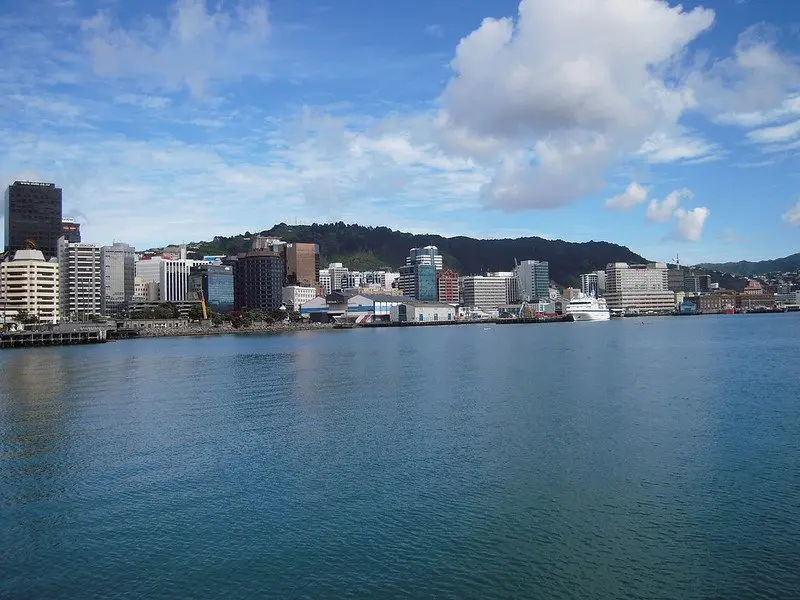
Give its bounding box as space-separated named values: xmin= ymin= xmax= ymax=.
xmin=565 ymin=294 xmax=611 ymax=322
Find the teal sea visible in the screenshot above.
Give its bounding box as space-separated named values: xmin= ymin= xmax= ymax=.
xmin=2 ymin=315 xmax=799 ymax=599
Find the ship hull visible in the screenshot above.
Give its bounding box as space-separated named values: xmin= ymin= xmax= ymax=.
xmin=569 ymin=310 xmax=611 ymax=322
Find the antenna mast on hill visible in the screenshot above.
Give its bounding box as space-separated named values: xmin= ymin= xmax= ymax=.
xmin=674 ymin=254 xmax=680 ymax=269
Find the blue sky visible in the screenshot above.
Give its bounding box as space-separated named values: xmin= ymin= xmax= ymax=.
xmin=1 ymin=0 xmax=799 ymax=264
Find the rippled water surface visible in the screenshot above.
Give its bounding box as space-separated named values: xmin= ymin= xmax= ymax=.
xmin=2 ymin=316 xmax=800 ymax=599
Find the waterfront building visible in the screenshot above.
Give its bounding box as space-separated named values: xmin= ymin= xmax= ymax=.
xmin=160 ymin=258 xmax=207 ymax=302
xmin=487 ymin=271 xmax=519 ymax=304
xmin=743 ymin=280 xmax=763 ymax=295
xmin=459 ymin=275 xmax=507 ymax=309
xmin=696 ymin=293 xmax=736 ymax=313
xmin=0 ymin=249 xmax=59 ymax=323
xmin=604 ymin=262 xmax=674 ymax=314
xmin=667 ymin=268 xmax=685 ymax=293
xmin=233 ymin=251 xmax=284 ymax=311
xmin=127 ymin=300 xmax=200 ymax=317
xmin=282 ymin=285 xmax=317 ymax=311
xmin=101 ymin=243 xmax=135 ymax=316
xmin=319 ymin=262 xmax=349 ymax=295
xmin=57 ymin=237 xmax=102 ymax=320
xmin=437 ymin=269 xmax=459 ymax=304
xmin=61 ymin=219 xmax=81 ymax=243
xmin=580 ymin=271 xmax=606 ymax=297
xmin=399 ymin=246 xmax=442 ymax=301
xmin=514 ymin=260 xmax=549 ymax=302
xmin=737 ymin=294 xmax=775 ymax=311
xmin=390 ymin=301 xmax=455 ymax=323
xmin=4 ymin=181 xmax=63 ymax=259
xmin=284 ymin=243 xmax=319 ymax=285
xmin=298 ymin=295 xmax=329 ymax=321
xmin=189 ymin=263 xmax=234 ymax=312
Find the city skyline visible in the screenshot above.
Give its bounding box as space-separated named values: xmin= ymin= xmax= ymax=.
xmin=1 ymin=0 xmax=799 ymax=264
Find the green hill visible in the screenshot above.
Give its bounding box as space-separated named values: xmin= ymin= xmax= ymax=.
xmin=697 ymin=253 xmax=800 ymax=277
xmin=191 ymin=222 xmax=648 ymax=286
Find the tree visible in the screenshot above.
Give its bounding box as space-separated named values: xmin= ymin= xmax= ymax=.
xmin=187 ymin=305 xmax=204 ymax=321
xmin=16 ymin=310 xmax=39 ymax=324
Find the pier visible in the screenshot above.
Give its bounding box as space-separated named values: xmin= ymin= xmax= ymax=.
xmin=0 ymin=326 xmax=108 ymax=349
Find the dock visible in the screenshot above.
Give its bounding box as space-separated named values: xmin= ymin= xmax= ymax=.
xmin=0 ymin=326 xmax=108 ymax=349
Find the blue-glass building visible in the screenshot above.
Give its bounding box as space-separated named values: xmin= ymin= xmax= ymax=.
xmin=189 ymin=264 xmax=234 ymax=312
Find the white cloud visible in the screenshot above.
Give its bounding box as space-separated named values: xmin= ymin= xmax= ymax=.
xmin=783 ymin=200 xmax=800 ymax=226
xmin=637 ymin=130 xmax=720 ymax=163
xmin=605 ymin=182 xmax=648 ymax=211
xmin=80 ymin=0 xmax=270 ymax=97
xmin=716 ymin=94 xmax=800 ymax=127
xmin=114 ymin=94 xmax=172 ymax=109
xmin=746 ymin=119 xmax=800 ymax=143
xmin=437 ymin=0 xmax=714 ymax=210
xmin=674 ymin=207 xmax=709 ymax=241
xmin=646 ymin=188 xmax=692 ymax=222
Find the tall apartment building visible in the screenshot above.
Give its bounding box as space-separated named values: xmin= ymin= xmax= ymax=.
xmin=160 ymin=259 xmax=207 ymax=302
xmin=4 ymin=181 xmax=63 ymax=259
xmin=604 ymin=262 xmax=674 ymax=313
xmin=437 ymin=269 xmax=459 ymax=303
xmin=57 ymin=237 xmax=102 ymax=319
xmin=188 ymin=263 xmax=234 ymax=312
xmin=284 ymin=243 xmax=319 ymax=285
xmin=514 ymin=260 xmax=549 ymax=302
xmin=684 ymin=273 xmax=712 ymax=294
xmin=459 ymin=275 xmax=507 ymax=309
xmin=101 ymin=243 xmax=135 ymax=316
xmin=319 ymin=262 xmax=349 ymax=295
xmin=580 ymin=271 xmax=606 ymax=297
xmin=487 ymin=271 xmax=519 ymax=304
xmin=0 ymin=249 xmax=59 ymax=323
xmin=61 ymin=219 xmax=81 ymax=243
xmin=233 ymin=251 xmax=284 ymax=311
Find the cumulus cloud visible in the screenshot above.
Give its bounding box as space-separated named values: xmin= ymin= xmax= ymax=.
xmin=605 ymin=182 xmax=648 ymax=211
xmin=674 ymin=207 xmax=710 ymax=241
xmin=646 ymin=188 xmax=692 ymax=222
xmin=437 ymin=0 xmax=715 ymax=210
xmin=783 ymin=200 xmax=800 ymax=226
xmin=80 ymin=0 xmax=269 ymax=97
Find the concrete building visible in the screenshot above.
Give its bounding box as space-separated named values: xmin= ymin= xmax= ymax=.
xmin=696 ymin=293 xmax=736 ymax=313
xmin=189 ymin=263 xmax=234 ymax=312
xmin=459 ymin=275 xmax=507 ymax=309
xmin=684 ymin=273 xmax=712 ymax=294
xmin=160 ymin=259 xmax=207 ymax=302
xmin=4 ymin=181 xmax=63 ymax=259
xmin=399 ymin=263 xmax=438 ymax=301
xmin=101 ymin=243 xmax=135 ymax=316
xmin=667 ymin=268 xmax=685 ymax=293
xmin=133 ymin=277 xmax=160 ymax=302
xmin=743 ymin=280 xmax=763 ymax=295
xmin=437 ymin=269 xmax=459 ymax=304
xmin=737 ymin=294 xmax=776 ymax=311
xmin=604 ymin=262 xmax=674 ymax=314
xmin=406 ymin=246 xmax=443 ymax=270
xmin=233 ymin=251 xmax=284 ymax=311
xmin=580 ymin=271 xmax=606 ymax=296
xmin=282 ymin=285 xmax=317 ymax=311
xmin=252 ymin=236 xmax=285 ymax=252
xmin=487 ymin=271 xmax=519 ymax=304
xmin=284 ymin=242 xmax=319 ymax=285
xmin=0 ymin=249 xmax=59 ymax=323
xmin=134 ymin=256 xmax=162 ymax=284
xmin=61 ymin=218 xmax=81 ymax=243
xmin=390 ymin=301 xmax=455 ymax=323
xmin=319 ymin=262 xmax=349 ymax=294
xmin=57 ymin=237 xmax=102 ymax=320
xmin=514 ymin=260 xmax=549 ymax=302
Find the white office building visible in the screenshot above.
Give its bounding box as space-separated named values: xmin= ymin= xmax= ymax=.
xmin=135 ymin=256 xmax=162 ymax=284
xmin=133 ymin=277 xmax=160 ymax=302
xmin=160 ymin=259 xmax=207 ymax=302
xmin=282 ymin=285 xmax=317 ymax=310
xmin=0 ymin=249 xmax=60 ymax=323
xmin=604 ymin=262 xmax=674 ymax=314
xmin=57 ymin=237 xmax=102 ymax=320
xmin=406 ymin=246 xmax=443 ymax=270
xmin=514 ymin=260 xmax=550 ymax=302
xmin=319 ymin=262 xmax=349 ymax=294
xmin=486 ymin=271 xmax=519 ymax=304
xmin=459 ymin=275 xmax=508 ymax=309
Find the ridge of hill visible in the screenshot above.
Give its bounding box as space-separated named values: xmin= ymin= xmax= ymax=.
xmin=697 ymin=253 xmax=800 ymax=277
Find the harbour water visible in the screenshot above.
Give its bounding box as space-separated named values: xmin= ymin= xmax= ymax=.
xmin=2 ymin=315 xmax=799 ymax=599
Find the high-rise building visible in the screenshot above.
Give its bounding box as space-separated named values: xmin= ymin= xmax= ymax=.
xmin=580 ymin=271 xmax=607 ymax=296
xmin=684 ymin=273 xmax=712 ymax=294
xmin=0 ymin=249 xmax=59 ymax=323
xmin=160 ymin=259 xmax=207 ymax=302
xmin=189 ymin=263 xmax=234 ymax=312
xmin=61 ymin=219 xmax=81 ymax=243
xmin=399 ymin=246 xmax=442 ymax=300
xmin=459 ymin=275 xmax=507 ymax=308
xmin=514 ymin=260 xmax=549 ymax=302
xmin=406 ymin=246 xmax=443 ymax=270
xmin=667 ymin=267 xmax=685 ymax=293
xmin=604 ymin=262 xmax=674 ymax=313
xmin=437 ymin=269 xmax=459 ymax=303
xmin=233 ymin=251 xmax=284 ymax=311
xmin=284 ymin=243 xmax=319 ymax=285
xmin=4 ymin=181 xmax=63 ymax=259
xmin=318 ymin=262 xmax=349 ymax=295
xmin=486 ymin=271 xmax=519 ymax=304
xmin=57 ymin=237 xmax=102 ymax=320
xmin=101 ymin=243 xmax=135 ymax=316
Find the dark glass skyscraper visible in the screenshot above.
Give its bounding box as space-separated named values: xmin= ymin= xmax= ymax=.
xmin=4 ymin=181 xmax=63 ymax=259
xmin=62 ymin=219 xmax=81 ymax=243
xmin=189 ymin=264 xmax=234 ymax=312
xmin=232 ymin=251 xmax=284 ymax=311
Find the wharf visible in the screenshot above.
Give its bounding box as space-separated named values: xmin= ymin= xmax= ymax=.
xmin=338 ymin=316 xmax=572 ymax=329
xmin=1 ymin=327 xmax=107 ymax=349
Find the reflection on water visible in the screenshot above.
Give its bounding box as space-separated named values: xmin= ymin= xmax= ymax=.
xmin=2 ymin=317 xmax=800 ymax=600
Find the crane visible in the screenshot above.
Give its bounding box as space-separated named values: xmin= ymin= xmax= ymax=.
xmin=198 ymin=288 xmax=208 ymax=320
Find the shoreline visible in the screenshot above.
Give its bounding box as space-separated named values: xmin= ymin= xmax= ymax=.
xmin=112 ymin=322 xmax=335 ymax=340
